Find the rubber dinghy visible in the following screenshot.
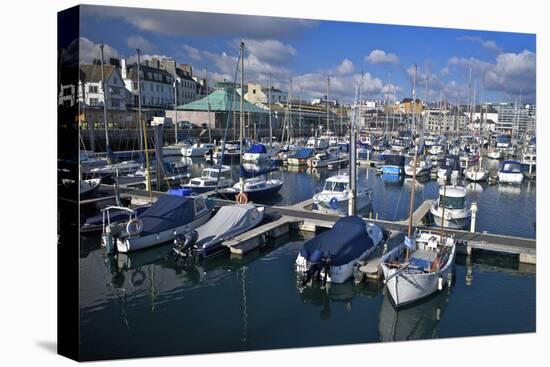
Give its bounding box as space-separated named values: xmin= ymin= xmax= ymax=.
xmin=296 ymin=216 xmax=385 ymax=284
xmin=173 ymin=203 xmax=264 ymax=258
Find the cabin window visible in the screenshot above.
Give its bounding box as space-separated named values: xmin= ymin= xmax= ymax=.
xmin=441 ymin=196 xmax=464 ymax=209
xmin=194 ymin=197 xmax=206 ymax=213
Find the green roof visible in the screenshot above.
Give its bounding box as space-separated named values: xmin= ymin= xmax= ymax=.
xmin=177 ymin=89 xmax=268 ymax=114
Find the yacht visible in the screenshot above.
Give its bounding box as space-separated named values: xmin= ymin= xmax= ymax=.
xmin=181 ymin=142 xmax=216 ymax=157
xmin=430 ymin=185 xmax=471 ymax=229
xmin=498 ymin=160 xmax=524 ymax=185
xmin=404 ymin=157 xmax=432 ymax=177
xmin=183 ymin=165 xmax=233 ymax=193
xmin=312 ymin=174 xmax=372 ymax=215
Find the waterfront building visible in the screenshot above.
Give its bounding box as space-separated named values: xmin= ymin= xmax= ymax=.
xmin=77 ymin=62 xmax=128 ymax=128
xmin=491 ymin=103 xmax=533 ymax=137
xmin=245 ymin=83 xmax=288 ymax=104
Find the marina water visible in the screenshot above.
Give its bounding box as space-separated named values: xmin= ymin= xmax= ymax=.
xmin=79 ymin=157 xmax=536 ymax=360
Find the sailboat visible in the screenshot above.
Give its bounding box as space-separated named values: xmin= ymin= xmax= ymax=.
xmin=380 ymin=66 xmax=456 ymax=308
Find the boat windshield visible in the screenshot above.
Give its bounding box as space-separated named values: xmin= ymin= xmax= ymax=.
xmin=502 ymin=163 xmax=521 ymax=173
xmin=324 ymin=181 xmax=348 ymax=192
xmin=441 ymin=196 xmax=465 ymax=209
xmin=203 ymin=170 xmax=220 ymax=178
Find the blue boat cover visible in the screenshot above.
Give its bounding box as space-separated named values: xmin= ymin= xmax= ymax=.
xmin=139 ymin=195 xmax=195 ymax=236
xmin=168 ymin=188 xmax=193 ymax=197
xmin=246 ymin=144 xmax=267 ymax=154
xmin=442 ymin=155 xmax=460 ymax=170
xmin=299 ymin=216 xmax=374 ymax=267
xmin=291 ymin=148 xmax=315 ymax=159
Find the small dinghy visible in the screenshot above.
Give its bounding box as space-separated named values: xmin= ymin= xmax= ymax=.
xmin=296 ymin=216 xmax=385 ymax=284
xmin=173 ymin=204 xmax=264 ymax=258
xmin=111 ymin=195 xmax=213 ymax=253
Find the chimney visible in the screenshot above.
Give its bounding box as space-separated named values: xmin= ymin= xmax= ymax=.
xmin=121 ymin=59 xmax=127 ymax=79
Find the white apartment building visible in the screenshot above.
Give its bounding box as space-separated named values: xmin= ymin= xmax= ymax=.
xmin=77 ymin=64 xmax=127 ymax=111
xmin=121 ymin=59 xmax=175 ymax=109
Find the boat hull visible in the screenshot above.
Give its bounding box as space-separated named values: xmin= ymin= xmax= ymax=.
xmin=498 ymin=172 xmax=524 ymax=185
xmin=117 ymin=210 xmax=212 ymax=253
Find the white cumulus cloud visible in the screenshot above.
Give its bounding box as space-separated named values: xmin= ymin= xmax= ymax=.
xmin=364 ymin=49 xmax=399 ymax=64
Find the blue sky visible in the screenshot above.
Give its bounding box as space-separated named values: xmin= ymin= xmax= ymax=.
xmin=79 ymin=5 xmax=536 ymax=104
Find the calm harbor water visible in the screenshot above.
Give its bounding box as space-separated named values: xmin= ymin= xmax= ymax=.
xmin=79 ymin=157 xmax=536 ymax=360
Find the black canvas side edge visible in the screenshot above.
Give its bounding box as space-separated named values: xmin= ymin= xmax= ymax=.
xmin=57 ymin=5 xmax=80 ymax=361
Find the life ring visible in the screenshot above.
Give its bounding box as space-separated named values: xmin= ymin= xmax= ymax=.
xmin=131 ymin=269 xmax=146 ymax=286
xmin=329 ymin=197 xmax=339 ymax=210
xmin=236 ymin=192 xmax=248 ymax=204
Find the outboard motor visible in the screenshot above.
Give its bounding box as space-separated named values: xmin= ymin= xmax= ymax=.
xmin=301 ymin=249 xmax=323 ymax=286
xmin=173 ymin=230 xmax=198 ymax=258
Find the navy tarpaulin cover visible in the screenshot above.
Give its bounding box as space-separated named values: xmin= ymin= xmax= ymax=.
xmin=291 ymin=148 xmax=315 ymax=159
xmin=246 ymin=144 xmax=267 ymax=154
xmin=443 ymin=155 xmax=460 ymax=170
xmin=299 ymin=216 xmax=374 ymax=266
xmin=139 ymin=195 xmax=195 ymax=235
xmin=383 ymin=154 xmax=405 ymax=166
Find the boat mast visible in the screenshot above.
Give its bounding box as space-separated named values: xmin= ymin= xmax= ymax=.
xmin=99 ymin=44 xmax=111 ymax=164
xmin=174 ymin=70 xmax=178 ymax=144
xmin=299 ymin=87 xmax=303 ymax=140
xmin=326 ymin=77 xmax=330 ymax=133
xmin=348 ymin=80 xmax=359 ymax=216
xmin=137 ymin=48 xmax=143 ymax=153
xmin=206 ymin=65 xmax=212 ymax=143
xmin=406 ymin=65 xmax=419 ymax=262
xmin=268 ymin=73 xmax=273 ymax=149
xmin=439 ymin=180 xmax=447 ymax=240
xmin=239 ymin=41 xmax=245 ymax=194
xmin=288 ymin=77 xmax=293 ymax=145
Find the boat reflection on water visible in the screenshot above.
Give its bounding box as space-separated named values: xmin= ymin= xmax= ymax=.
xmin=465 ymin=182 xmax=484 ymax=194
xmin=286 ymin=165 xmax=309 ymax=174
xmin=380 ymin=173 xmax=404 ymax=185
xmin=403 ymin=175 xmax=429 ymax=190
xmin=297 ymin=281 xmax=381 ymax=320
xmin=378 ymin=284 xmax=453 ymax=342
xmin=497 ymin=183 xmax=521 ymax=196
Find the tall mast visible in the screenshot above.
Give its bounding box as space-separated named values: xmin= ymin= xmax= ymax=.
xmin=411 ymin=64 xmax=417 ymax=142
xmin=268 ymin=73 xmax=272 ymax=149
xmin=326 ymin=77 xmax=330 ymax=132
xmin=299 ymin=87 xmax=302 ymax=139
xmin=288 ymin=77 xmax=293 ymax=144
xmin=206 ymin=65 xmax=212 ymax=143
xmin=239 ymin=41 xmax=245 ymax=194
xmin=174 ymin=70 xmax=178 ymax=144
xmin=467 ymin=66 xmax=472 ymax=127
xmin=137 ymin=48 xmax=143 ymax=153
xmin=99 ymin=44 xmax=110 ymax=162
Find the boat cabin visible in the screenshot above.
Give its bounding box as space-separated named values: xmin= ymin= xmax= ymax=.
xmin=438 ymin=186 xmax=467 ymax=209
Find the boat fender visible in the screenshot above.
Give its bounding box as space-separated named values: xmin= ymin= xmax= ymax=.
xmin=438 ymin=276 xmax=443 ymax=291
xmin=236 ymin=192 xmax=248 ymax=204
xmin=126 ymin=219 xmax=143 ymax=237
xmin=329 ymin=197 xmax=339 ymax=210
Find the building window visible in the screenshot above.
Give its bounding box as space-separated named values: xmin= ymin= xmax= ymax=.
xmin=89 ymin=85 xmax=98 ymax=94
xmin=89 ymin=98 xmax=98 ymax=106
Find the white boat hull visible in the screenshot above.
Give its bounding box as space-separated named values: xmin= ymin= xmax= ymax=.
xmin=382 ymin=244 xmax=456 ymax=307
xmin=117 ymin=211 xmax=212 ymax=253
xmin=465 ymin=169 xmax=487 ymax=182
xmin=312 ymin=191 xmax=371 ymax=216
xmin=498 ymin=172 xmax=524 ymax=185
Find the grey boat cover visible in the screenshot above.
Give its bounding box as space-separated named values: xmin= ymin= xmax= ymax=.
xmin=196 ymin=204 xmax=262 ymax=249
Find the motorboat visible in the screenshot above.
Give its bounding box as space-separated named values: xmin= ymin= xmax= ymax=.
xmin=173 ymin=204 xmax=265 ymax=258
xmin=163 ymin=141 xmax=192 ymax=156
xmin=306 ymin=137 xmax=329 ymax=150
xmin=297 ymin=216 xmax=384 ymax=285
xmin=181 ymin=142 xmax=216 ymax=157
xmin=430 ymin=185 xmax=471 ymax=229
xmin=381 ymin=230 xmax=456 ymax=308
xmin=487 ymin=148 xmax=501 ymax=160
xmin=312 ymin=174 xmax=372 ymax=215
xmin=498 ymin=160 xmax=524 ymax=185
xmin=521 ymin=151 xmax=536 ymax=179
xmin=404 ymin=157 xmax=432 ymax=177
xmin=296 ymin=216 xmax=385 ymax=284
xmin=307 ymin=150 xmax=344 ymax=168
xmin=380 ymin=152 xmax=405 ymax=175
xmin=109 ymin=195 xmax=214 ymax=253
xmin=287 ymin=148 xmax=315 ymax=166
xmin=243 ymin=143 xmax=271 ymax=162
xmin=219 ymin=176 xmax=283 ymax=202
xmin=81 ymin=204 xmax=150 ymax=235
xmin=183 ymin=165 xmax=233 ymax=193
xmin=437 ymin=155 xmax=461 ymax=180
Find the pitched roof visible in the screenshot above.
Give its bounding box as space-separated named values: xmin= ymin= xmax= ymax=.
xmin=177 ymin=89 xmax=268 ymax=113
xmin=79 ymin=64 xmax=118 ymax=83
xmin=126 ymin=64 xmax=174 ymax=83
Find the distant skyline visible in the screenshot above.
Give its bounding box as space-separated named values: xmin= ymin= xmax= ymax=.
xmin=78 ymin=5 xmax=536 ymax=104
